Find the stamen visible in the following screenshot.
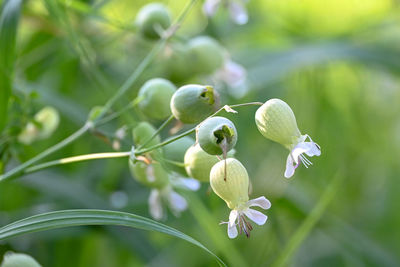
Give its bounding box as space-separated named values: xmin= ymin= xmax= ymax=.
xmin=238 ymin=214 xmax=253 ymax=238
xmin=299 ymin=154 xmax=313 ymax=168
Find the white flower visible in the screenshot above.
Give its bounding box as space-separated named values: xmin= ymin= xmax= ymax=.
xmin=148 ymin=176 xmax=200 ymax=220
xmin=221 ymin=196 xmax=271 ymax=238
xmin=203 ymin=0 xmax=249 ymax=25
xmin=284 ymin=134 xmax=321 ymax=178
xmin=213 ymin=59 xmax=249 ymax=98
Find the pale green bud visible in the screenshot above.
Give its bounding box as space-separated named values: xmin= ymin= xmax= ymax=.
xmin=184 ymin=144 xmax=219 ymax=182
xmin=18 ymin=106 xmax=60 ymax=145
xmin=1 ymin=252 xmax=41 ymax=267
xmin=210 ymin=158 xmax=249 ymax=209
xmin=255 ymin=99 xmax=301 ymax=148
xmin=129 ymin=160 xmax=169 ymax=189
xmin=136 ymin=3 xmax=171 ymax=40
xmin=197 ymin=116 xmax=237 ymax=155
xmin=137 ymin=78 xmax=176 ymax=120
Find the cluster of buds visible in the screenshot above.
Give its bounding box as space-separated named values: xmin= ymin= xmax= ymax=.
xmin=129 ymin=3 xmax=321 ymax=239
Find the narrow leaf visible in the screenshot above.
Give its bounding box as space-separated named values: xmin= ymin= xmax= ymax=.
xmin=0 ymin=209 xmax=226 ymax=266
xmin=0 ymin=0 xmax=22 ymax=133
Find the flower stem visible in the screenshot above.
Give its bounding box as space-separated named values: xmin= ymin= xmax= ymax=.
xmin=137 ymin=114 xmax=175 ymax=150
xmin=0 ymin=124 xmax=90 ymax=182
xmin=135 ymin=102 xmax=263 ymax=155
xmin=25 ymin=152 xmax=131 ymax=175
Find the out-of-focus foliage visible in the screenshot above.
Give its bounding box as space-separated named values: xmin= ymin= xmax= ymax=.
xmin=1 ymin=0 xmax=400 ymax=266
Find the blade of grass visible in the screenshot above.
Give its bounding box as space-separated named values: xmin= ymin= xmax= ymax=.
xmin=0 ymin=209 xmax=226 ymax=267
xmin=0 ymin=0 xmax=22 ymax=133
xmin=270 ymin=171 xmax=344 ymax=267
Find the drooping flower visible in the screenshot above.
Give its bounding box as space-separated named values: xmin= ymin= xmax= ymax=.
xmin=210 ymin=158 xmax=271 ymax=238
xmin=203 ymin=0 xmax=249 ymax=25
xmin=255 ymin=98 xmax=321 ymax=178
xmin=221 ymin=196 xmax=271 ymax=238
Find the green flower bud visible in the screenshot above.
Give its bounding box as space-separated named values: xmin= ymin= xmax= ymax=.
xmin=184 ymin=143 xmax=219 ymax=182
xmin=129 ymin=160 xmax=168 ymax=189
xmin=197 ymin=116 xmax=237 ymax=155
xmin=18 ymin=106 xmax=60 ymax=145
xmin=210 ymin=158 xmax=249 ymax=209
xmin=132 ymin=122 xmax=161 ymax=148
xmin=132 ymin=122 xmax=162 ymax=159
xmin=163 ymin=136 xmax=194 ymax=176
xmin=136 ymin=3 xmax=171 ymax=40
xmin=87 ymin=106 xmax=104 ymax=122
xmin=255 ymin=99 xmax=301 ymax=148
xmin=1 ymin=252 xmax=41 ymax=267
xmin=170 ymin=84 xmax=219 ymax=124
xmin=187 ymin=36 xmax=224 ymax=74
xmin=137 ymin=78 xmax=176 ymax=120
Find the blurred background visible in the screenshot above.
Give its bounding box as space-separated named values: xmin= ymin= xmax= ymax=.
xmin=1 ymin=0 xmax=400 ymax=266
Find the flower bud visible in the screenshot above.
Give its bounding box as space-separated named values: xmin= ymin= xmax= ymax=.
xmin=187 ymin=36 xmax=224 ymax=74
xmin=170 ymin=84 xmax=219 ymax=124
xmin=184 ymin=143 xmax=219 ymax=182
xmin=255 ymin=99 xmax=301 ymax=148
xmin=137 ymin=78 xmax=176 ymax=120
xmin=129 ymin=160 xmax=169 ymax=189
xmin=197 ymin=116 xmax=237 ymax=155
xmin=163 ymin=136 xmax=194 ymax=176
xmin=132 ymin=122 xmax=161 ymax=147
xmin=136 ymin=3 xmax=171 ymax=40
xmin=1 ymin=252 xmax=41 ymax=267
xmin=210 ymin=158 xmax=249 ymax=209
xmin=132 ymin=122 xmax=162 ymax=159
xmin=18 ymin=106 xmax=60 ymax=145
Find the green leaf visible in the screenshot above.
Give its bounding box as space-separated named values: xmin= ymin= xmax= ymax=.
xmin=0 ymin=0 xmax=22 ymax=133
xmin=0 ymin=209 xmax=226 ymax=267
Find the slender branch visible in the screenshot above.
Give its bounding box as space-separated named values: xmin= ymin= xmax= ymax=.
xmin=135 ymin=102 xmax=263 ymax=155
xmin=5 ymin=101 xmax=261 ymax=176
xmin=0 ymin=124 xmax=90 ymax=182
xmin=24 ymin=151 xmax=131 ymax=175
xmin=136 ymin=127 xmax=195 ymax=155
xmin=137 ymin=114 xmax=174 ymax=150
xmin=0 ymin=0 xmax=199 ymax=183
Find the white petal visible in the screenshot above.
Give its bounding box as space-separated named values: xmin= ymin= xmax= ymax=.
xmin=293 ymin=141 xmax=321 ymax=158
xmin=229 ymin=210 xmax=238 ymax=227
xmin=203 ymin=0 xmax=221 ymax=17
xmin=304 ymin=142 xmax=321 ymax=157
xmin=229 ymin=1 xmax=248 ymax=25
xmin=227 ymin=223 xmax=238 ymax=239
xmin=148 ymin=189 xmax=163 ymax=220
xmin=223 ymin=60 xmax=247 ymax=86
xmin=167 ymin=190 xmax=188 ymax=213
xmin=243 ymin=208 xmax=268 ymax=225
xmin=145 ymin=165 xmax=156 ymax=183
xmin=174 ymin=177 xmax=201 ymax=191
xmin=247 ymin=196 xmax=271 ymax=210
xmin=284 ymin=153 xmax=295 ymax=178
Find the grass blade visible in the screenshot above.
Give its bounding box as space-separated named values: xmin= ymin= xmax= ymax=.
xmin=0 ymin=0 xmax=22 ymax=133
xmin=0 ymin=209 xmax=226 ymax=267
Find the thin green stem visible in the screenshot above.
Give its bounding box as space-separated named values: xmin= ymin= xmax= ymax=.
xmin=136 ymin=128 xmax=195 ymax=155
xmin=135 ymin=102 xmax=263 ymax=155
xmin=137 ymin=114 xmax=175 ymax=150
xmin=95 ymin=101 xmax=136 ymax=126
xmin=5 ymin=101 xmax=260 ymax=176
xmin=0 ymin=124 xmax=90 ymax=182
xmin=24 ymin=151 xmax=131 ymax=175
xmin=0 ymin=0 xmax=199 ymax=183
